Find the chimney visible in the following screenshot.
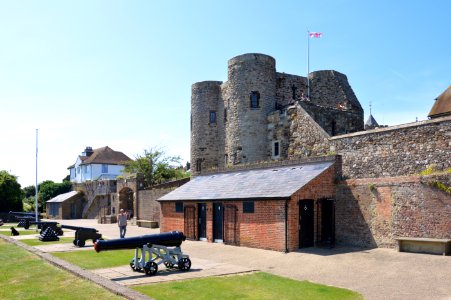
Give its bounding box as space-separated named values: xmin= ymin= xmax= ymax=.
xmin=82 ymin=146 xmax=94 ymax=157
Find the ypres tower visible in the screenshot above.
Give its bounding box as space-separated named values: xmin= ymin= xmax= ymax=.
xmin=191 ymin=53 xmax=364 ymax=175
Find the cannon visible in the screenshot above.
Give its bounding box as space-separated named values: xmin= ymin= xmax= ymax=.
xmin=61 ymin=225 xmax=103 ymax=247
xmin=94 ymin=231 xmax=191 ymax=276
xmin=26 ymin=221 xmax=64 ymax=236
xmin=8 ymin=211 xmax=41 ymax=222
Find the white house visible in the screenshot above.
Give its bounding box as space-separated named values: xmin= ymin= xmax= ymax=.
xmin=68 ymin=146 xmax=132 ymax=183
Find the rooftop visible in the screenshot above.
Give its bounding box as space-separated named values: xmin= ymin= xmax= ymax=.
xmin=159 ymin=161 xmax=334 ymax=201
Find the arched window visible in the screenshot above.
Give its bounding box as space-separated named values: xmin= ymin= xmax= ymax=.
xmin=250 ymin=91 xmax=260 ymax=109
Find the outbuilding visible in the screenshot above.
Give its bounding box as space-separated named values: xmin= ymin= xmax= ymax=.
xmin=46 ymin=191 xmax=84 ymax=219
xmin=158 ymin=157 xmax=338 ymax=252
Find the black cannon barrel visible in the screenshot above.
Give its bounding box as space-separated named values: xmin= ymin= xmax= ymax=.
xmin=94 ymin=231 xmax=186 ymax=252
xmin=30 ymin=221 xmax=59 ymax=225
xmin=61 ymin=225 xmax=97 ymax=232
xmin=9 ymin=211 xmax=35 ymax=216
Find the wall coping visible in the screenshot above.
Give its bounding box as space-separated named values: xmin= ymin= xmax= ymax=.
xmin=339 ymin=173 xmax=451 ymax=186
xmin=330 ymin=115 xmax=451 ymax=140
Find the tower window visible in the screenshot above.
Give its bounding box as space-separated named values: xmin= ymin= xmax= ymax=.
xmin=272 ymin=141 xmax=280 ymax=158
xmin=224 ymin=108 xmax=227 ymax=122
xmin=291 ymin=85 xmax=297 ymax=99
xmin=331 ymin=121 xmax=336 ymax=136
xmin=250 ymin=91 xmax=260 ymax=109
xmin=209 ymin=111 xmax=216 ymax=124
xmin=196 ymin=158 xmax=202 ymax=172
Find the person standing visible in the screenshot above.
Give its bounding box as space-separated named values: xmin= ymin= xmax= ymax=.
xmin=118 ymin=209 xmax=128 ymax=238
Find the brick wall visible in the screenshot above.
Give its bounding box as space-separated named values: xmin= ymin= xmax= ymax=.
xmin=336 ymin=174 xmax=451 ymax=248
xmin=160 ymin=163 xmax=337 ymax=252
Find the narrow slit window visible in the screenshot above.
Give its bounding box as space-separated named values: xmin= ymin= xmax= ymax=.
xmin=209 ymin=111 xmax=216 ymax=124
xmin=250 ymin=91 xmax=260 ymax=108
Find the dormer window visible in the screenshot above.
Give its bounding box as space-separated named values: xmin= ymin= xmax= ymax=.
xmin=250 ymin=91 xmax=260 ymax=109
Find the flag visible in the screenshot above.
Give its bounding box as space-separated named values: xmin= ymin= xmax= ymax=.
xmin=309 ymin=32 xmax=323 ymax=38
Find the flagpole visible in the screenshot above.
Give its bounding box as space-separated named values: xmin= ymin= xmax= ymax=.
xmin=307 ymin=30 xmax=310 ymax=99
xmin=35 ymin=129 xmax=38 ymax=222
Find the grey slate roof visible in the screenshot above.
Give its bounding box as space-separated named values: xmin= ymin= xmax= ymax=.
xmin=365 ymin=114 xmax=379 ymax=127
xmin=46 ymin=191 xmax=80 ymax=203
xmin=158 ymin=161 xmax=334 ymax=201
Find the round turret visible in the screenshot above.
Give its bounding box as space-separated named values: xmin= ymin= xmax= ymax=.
xmin=223 ymin=53 xmax=276 ymax=164
xmin=191 ymin=81 xmax=223 ymax=175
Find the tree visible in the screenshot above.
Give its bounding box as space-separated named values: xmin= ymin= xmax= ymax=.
xmin=123 ymin=148 xmax=188 ymax=188
xmin=0 ymin=170 xmax=23 ymax=212
xmin=23 ymin=185 xmax=36 ymax=198
xmin=35 ymin=180 xmax=72 ymax=212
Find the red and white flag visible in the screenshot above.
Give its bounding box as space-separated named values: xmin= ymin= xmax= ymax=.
xmin=309 ymin=32 xmax=323 ymax=38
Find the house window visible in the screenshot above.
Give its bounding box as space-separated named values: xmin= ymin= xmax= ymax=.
xmin=209 ymin=111 xmax=217 ymax=124
xmin=175 ymin=202 xmax=183 ymax=213
xmin=83 ymin=165 xmax=88 ymax=173
xmin=243 ymin=201 xmax=254 ymax=213
xmin=272 ymin=141 xmax=280 ymax=158
xmin=77 ymin=167 xmax=80 ymax=174
xmin=250 ymin=91 xmax=260 ymax=108
xmin=102 ymin=164 xmax=108 ymax=173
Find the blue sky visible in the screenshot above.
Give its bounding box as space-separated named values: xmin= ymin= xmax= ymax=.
xmin=0 ymin=0 xmax=449 ymax=187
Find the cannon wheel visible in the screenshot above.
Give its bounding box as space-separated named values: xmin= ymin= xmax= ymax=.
xmin=144 ymin=261 xmax=158 ymax=276
xmin=130 ymin=258 xmax=142 ymax=271
xmin=76 ymin=239 xmax=85 ymax=247
xmin=178 ymin=258 xmax=191 ymax=271
xmin=164 ymin=255 xmax=177 ymax=268
xmin=73 ymin=239 xmax=77 ymax=246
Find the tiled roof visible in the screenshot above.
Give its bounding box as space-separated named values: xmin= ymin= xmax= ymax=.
xmin=46 ymin=191 xmax=80 ymax=203
xmin=428 ymin=86 xmax=451 ymax=118
xmin=158 ymin=161 xmax=334 ymax=201
xmin=80 ymin=146 xmax=131 ymax=165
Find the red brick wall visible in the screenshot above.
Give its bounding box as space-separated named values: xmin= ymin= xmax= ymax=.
xmin=160 ymin=202 xmax=184 ymax=233
xmin=159 ymin=164 xmax=337 ymax=252
xmin=288 ymin=165 xmax=336 ymax=251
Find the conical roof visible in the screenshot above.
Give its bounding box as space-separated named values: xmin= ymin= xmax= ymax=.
xmin=365 ymin=114 xmax=379 ymax=128
xmin=428 ymin=86 xmax=451 ymax=118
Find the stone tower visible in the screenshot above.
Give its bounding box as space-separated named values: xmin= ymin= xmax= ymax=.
xmin=190 ymin=53 xmax=364 ymax=174
xmin=223 ymin=53 xmax=276 ymax=165
xmin=190 ymin=81 xmax=223 ymax=175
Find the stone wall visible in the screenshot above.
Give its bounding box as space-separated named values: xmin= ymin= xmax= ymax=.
xmin=332 ymin=115 xmax=451 ymax=178
xmin=336 ymin=174 xmax=451 ymax=248
xmin=137 ymin=178 xmax=189 ymax=226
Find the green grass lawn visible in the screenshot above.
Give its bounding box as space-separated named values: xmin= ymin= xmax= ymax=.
xmin=20 ymin=237 xmax=75 ymax=246
xmin=0 ymin=229 xmax=40 ymax=236
xmin=133 ymin=272 xmax=362 ymax=300
xmin=52 ymin=249 xmax=136 ymax=269
xmin=0 ymin=239 xmax=123 ymax=300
